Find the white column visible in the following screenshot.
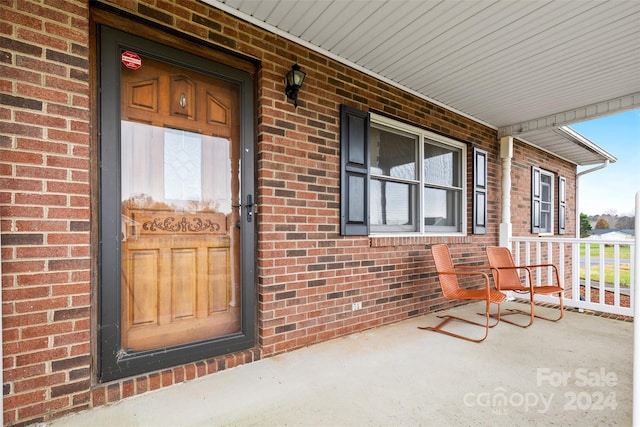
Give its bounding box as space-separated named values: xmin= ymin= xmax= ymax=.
xmin=0 ymin=210 xmax=3 ymax=420
xmin=499 ymin=136 xmax=513 ymax=248
xmin=633 ymin=191 xmax=639 ymax=426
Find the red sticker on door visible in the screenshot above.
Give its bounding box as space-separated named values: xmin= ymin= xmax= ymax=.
xmin=121 ymin=51 xmax=142 ymax=70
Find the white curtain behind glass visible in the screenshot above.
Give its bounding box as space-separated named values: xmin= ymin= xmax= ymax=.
xmin=121 ymin=121 xmax=232 ymax=214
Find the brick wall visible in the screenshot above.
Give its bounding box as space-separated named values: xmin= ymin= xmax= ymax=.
xmin=0 ymin=0 xmax=92 ymax=424
xmin=0 ymin=0 xmax=577 ymax=424
xmin=509 ymin=141 xmax=577 ymax=290
xmin=511 ymin=141 xmax=577 ymax=237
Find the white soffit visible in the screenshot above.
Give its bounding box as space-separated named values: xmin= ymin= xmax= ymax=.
xmin=516 ymin=127 xmax=618 ymax=167
xmin=204 ymin=0 xmax=640 ymax=164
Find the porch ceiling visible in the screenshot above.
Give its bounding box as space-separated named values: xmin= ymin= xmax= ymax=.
xmin=204 ymin=0 xmax=640 ymax=166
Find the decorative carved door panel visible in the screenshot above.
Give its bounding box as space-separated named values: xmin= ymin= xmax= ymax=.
xmin=120 ymin=55 xmax=240 ymax=352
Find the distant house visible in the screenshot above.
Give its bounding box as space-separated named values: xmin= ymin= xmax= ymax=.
xmin=589 ymin=229 xmax=635 ymax=240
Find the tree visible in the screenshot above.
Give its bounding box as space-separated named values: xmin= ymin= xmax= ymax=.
xmin=615 ymin=216 xmax=635 ymax=230
xmin=580 ymin=213 xmax=592 ymax=238
xmin=595 ymin=218 xmax=610 ymax=229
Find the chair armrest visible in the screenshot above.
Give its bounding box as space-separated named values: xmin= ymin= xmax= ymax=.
xmin=438 ymin=270 xmax=492 ymax=288
xmin=455 ymin=264 xmax=493 ymax=270
xmin=519 ymin=263 xmax=563 ymax=289
xmin=493 ymin=264 xmax=563 ymax=290
xmin=438 ymin=270 xmax=492 ymax=299
xmin=438 ymin=270 xmax=491 ymax=281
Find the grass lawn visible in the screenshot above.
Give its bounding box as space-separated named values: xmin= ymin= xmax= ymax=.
xmin=579 ymin=243 xmax=632 ymax=286
xmin=579 ymin=243 xmax=631 ymax=259
xmin=580 ymin=264 xmax=631 ymax=286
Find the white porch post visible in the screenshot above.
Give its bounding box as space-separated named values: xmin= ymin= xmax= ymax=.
xmin=499 ymin=136 xmax=513 ymax=248
xmin=0 ymin=210 xmax=3 ymax=420
xmin=633 ymin=191 xmax=640 ymax=426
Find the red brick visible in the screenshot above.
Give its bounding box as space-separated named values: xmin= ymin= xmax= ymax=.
xmin=20 ymin=322 xmax=74 ymax=339
xmin=15 ymin=165 xmax=68 ymax=180
xmin=17 ymin=272 xmax=68 ymax=286
xmin=3 ymin=312 xmax=48 ymax=329
xmin=16 ymin=27 xmax=69 ymax=51
xmin=3 ymin=364 xmax=47 ymax=382
xmin=0 ymin=121 xmax=43 ymax=138
xmin=161 ymin=370 xmax=174 ymax=387
xmin=14 ymin=110 xmax=67 ymax=128
xmin=0 ymin=178 xmax=44 ymax=192
xmin=2 ymin=260 xmax=45 ymax=274
xmin=4 ymin=390 xmax=46 ymax=411
xmin=122 ymin=380 xmax=135 ymax=399
xmin=16 ymin=246 xmax=69 ymax=258
xmin=92 ymin=387 xmax=107 ymax=408
xmin=3 ymin=337 xmax=49 ymax=356
xmin=149 ymin=372 xmax=161 ymax=391
xmin=51 ymin=282 xmax=88 ymax=296
xmin=13 ymin=372 xmax=67 ymax=393
xmin=44 ymin=21 xmax=89 ymax=43
xmin=15 ymin=191 xmax=67 ymax=206
xmin=15 ymin=220 xmax=67 ymax=232
xmin=185 ymin=364 xmax=196 ymax=381
xmin=106 ymin=383 xmax=120 ymax=403
xmin=2 ymin=286 xmax=50 ymax=301
xmin=135 ymin=376 xmax=148 ymax=394
xmin=16 ymin=137 xmax=68 ymax=154
xmin=46 ymin=233 xmax=89 ymax=244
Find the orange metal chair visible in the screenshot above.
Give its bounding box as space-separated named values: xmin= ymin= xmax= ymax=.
xmin=486 ymin=246 xmax=564 ymax=327
xmin=419 ymin=244 xmax=506 ymax=342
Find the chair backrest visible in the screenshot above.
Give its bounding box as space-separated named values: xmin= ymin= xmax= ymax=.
xmin=430 ymin=244 xmax=461 ymax=299
xmin=486 ymin=246 xmax=525 ymax=290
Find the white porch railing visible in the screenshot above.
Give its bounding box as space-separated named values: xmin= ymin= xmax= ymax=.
xmin=509 ymin=236 xmax=635 ymax=317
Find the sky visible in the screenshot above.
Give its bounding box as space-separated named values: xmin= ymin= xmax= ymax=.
xmin=570 ymin=109 xmax=640 ymax=217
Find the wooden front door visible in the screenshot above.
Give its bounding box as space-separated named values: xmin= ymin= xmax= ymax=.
xmin=119 ymin=56 xmax=241 ymax=352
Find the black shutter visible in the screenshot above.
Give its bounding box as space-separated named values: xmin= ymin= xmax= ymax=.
xmin=531 ymin=166 xmax=541 ymax=233
xmin=558 ymin=176 xmax=566 ymax=235
xmin=473 ymin=148 xmax=487 ymax=234
xmin=340 ymin=105 xmax=370 ymax=236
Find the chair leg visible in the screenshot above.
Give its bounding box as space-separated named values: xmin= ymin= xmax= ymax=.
xmin=419 ymin=309 xmax=495 ymax=343
xmin=531 ymin=292 xmax=564 ymax=322
xmin=489 ymin=300 xmax=534 ymax=328
xmin=486 ymin=294 xmax=534 ymax=328
xmin=493 ymin=306 xmax=534 ymax=328
xmin=490 ymin=291 xmax=564 ymax=325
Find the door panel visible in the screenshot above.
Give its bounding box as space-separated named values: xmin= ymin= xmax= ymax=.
xmin=121 ymin=206 xmax=238 ymax=351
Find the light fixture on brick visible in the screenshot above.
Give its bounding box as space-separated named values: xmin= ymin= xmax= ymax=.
xmin=285 ymin=64 xmax=306 ymax=107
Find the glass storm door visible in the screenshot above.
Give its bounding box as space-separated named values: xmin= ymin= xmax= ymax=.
xmin=99 ymin=27 xmax=255 ymax=381
xmin=119 ymin=56 xmax=241 ymax=351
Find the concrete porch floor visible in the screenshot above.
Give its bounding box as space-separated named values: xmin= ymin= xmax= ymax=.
xmin=44 ymin=302 xmax=633 ymax=427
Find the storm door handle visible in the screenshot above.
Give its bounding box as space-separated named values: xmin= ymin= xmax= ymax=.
xmin=245 ymin=194 xmax=254 ymax=222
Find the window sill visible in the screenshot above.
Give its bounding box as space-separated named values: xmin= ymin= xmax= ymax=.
xmin=369 ymin=234 xmax=472 ymax=248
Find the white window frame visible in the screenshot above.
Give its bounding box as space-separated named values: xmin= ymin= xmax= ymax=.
xmin=538 ymin=169 xmax=554 ymax=234
xmin=369 ymin=113 xmax=467 ymax=236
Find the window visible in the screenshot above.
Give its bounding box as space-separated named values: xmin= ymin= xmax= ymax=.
xmin=369 ymin=124 xmax=418 ymax=232
xmin=531 ymin=167 xmax=555 ymax=234
xmin=340 ymin=106 xmax=466 ymax=235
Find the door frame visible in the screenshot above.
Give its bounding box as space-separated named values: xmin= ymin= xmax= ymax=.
xmin=98 ymin=25 xmax=256 ymax=382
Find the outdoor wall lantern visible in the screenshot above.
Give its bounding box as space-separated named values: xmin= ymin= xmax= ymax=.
xmin=285 ymin=64 xmax=306 ymax=107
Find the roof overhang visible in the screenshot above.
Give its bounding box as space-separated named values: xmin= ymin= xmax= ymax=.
xmin=203 ymin=0 xmax=639 ymax=165
xmin=512 ymin=127 xmax=617 ymax=166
